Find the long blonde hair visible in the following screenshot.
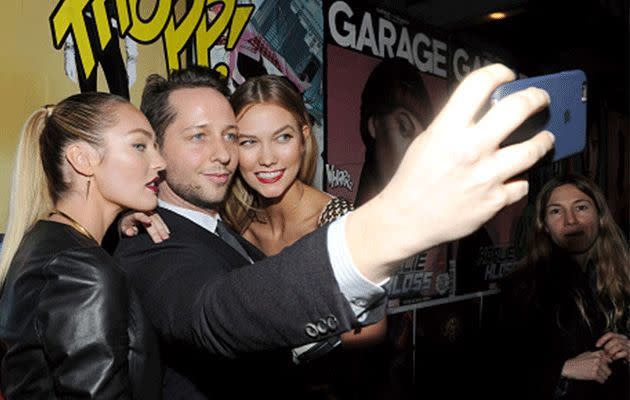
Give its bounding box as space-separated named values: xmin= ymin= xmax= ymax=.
xmin=0 ymin=93 xmax=127 ymax=288
xmin=223 ymin=75 xmax=318 ymax=232
xmin=522 ymin=174 xmax=629 ymax=332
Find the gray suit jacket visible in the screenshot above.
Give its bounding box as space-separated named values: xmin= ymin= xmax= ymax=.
xmin=114 ymin=207 xmax=359 ymax=398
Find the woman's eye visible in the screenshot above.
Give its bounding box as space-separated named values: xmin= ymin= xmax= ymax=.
xmin=548 ymin=208 xmax=561 ymax=216
xmin=576 ymin=204 xmax=589 ymax=212
xmin=277 ymin=133 xmax=292 ymax=142
xmin=239 ymin=138 xmax=255 ymax=146
xmin=133 ymin=143 xmax=147 ymax=151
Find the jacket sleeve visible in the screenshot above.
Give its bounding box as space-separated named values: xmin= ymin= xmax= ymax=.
xmin=191 ymin=227 xmax=359 ymax=357
xmin=36 ymin=249 xmax=132 ymax=399
xmin=116 ymin=223 xmax=358 ymax=359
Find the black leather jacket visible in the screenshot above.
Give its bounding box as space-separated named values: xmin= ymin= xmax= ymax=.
xmin=0 ymin=221 xmax=162 ymax=399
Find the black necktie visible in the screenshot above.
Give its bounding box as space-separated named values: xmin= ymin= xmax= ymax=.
xmin=215 ymin=220 xmax=252 ymax=262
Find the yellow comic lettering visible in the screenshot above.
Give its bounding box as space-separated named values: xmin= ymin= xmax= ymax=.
xmin=115 ymin=0 xmax=131 ymax=34
xmin=225 ymin=3 xmax=253 ymax=49
xmin=127 ymin=0 xmax=172 ymax=43
xmin=50 ymin=0 xmax=96 ymax=78
xmin=214 ymin=63 xmax=228 ymax=77
xmin=163 ymin=0 xmax=205 ymax=71
xmin=195 ymin=0 xmax=235 ymax=67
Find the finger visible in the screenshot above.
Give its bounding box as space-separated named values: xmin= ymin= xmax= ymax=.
xmin=124 ymin=226 xmax=139 ymax=237
xmin=143 ymin=214 xmax=170 ymax=240
xmin=596 ymin=332 xmax=618 ymax=347
xmin=150 ymin=215 xmax=171 ymax=236
xmin=133 ymin=212 xmax=153 ymax=225
xmin=146 ymin=226 xmax=164 ymax=244
xmin=151 ymin=221 xmax=170 ymax=241
xmin=604 ymin=341 xmax=623 ymax=356
xmin=119 ymin=215 xmax=135 ymax=232
xmin=432 ymin=64 xmax=516 ymax=131
xmin=482 ymin=130 xmax=555 ymax=182
xmin=472 ymin=87 xmax=551 ymax=151
xmin=611 ymin=350 xmax=628 ymax=361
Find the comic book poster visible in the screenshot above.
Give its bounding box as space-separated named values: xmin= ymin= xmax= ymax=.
xmin=0 ymin=0 xmax=326 ymax=232
xmin=323 ymin=0 xmax=451 ymax=308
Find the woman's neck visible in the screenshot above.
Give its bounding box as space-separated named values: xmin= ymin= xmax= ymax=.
xmin=571 ymin=252 xmax=591 ymax=272
xmin=256 ymin=180 xmax=306 ymax=232
xmin=51 ymin=194 xmax=121 ymax=244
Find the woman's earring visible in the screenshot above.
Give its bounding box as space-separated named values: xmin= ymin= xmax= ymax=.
xmin=85 ymin=179 xmax=91 ymax=200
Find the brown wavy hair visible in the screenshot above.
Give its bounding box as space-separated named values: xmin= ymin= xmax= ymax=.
xmin=222 ymin=75 xmax=317 ymax=232
xmin=521 ymin=174 xmax=629 ymax=331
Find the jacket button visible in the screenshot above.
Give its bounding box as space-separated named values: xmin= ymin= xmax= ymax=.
xmin=351 ymin=297 xmax=368 ymax=308
xmin=305 ymin=323 xmax=319 ymax=338
xmin=316 ymin=319 xmax=328 ymax=334
xmin=326 ymin=315 xmax=339 ymax=331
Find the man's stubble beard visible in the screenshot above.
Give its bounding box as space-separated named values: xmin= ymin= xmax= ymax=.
xmin=167 ymin=177 xmax=232 ymax=211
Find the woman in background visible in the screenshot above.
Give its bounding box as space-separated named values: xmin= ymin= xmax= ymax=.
xmin=0 ymin=93 xmax=165 ymax=398
xmin=500 ymin=174 xmax=629 ymax=400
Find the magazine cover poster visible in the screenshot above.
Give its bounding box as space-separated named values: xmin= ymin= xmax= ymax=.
xmin=324 ymin=0 xmax=451 ymax=306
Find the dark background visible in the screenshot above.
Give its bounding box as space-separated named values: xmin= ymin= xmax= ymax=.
xmin=367 ymin=0 xmax=628 ymax=112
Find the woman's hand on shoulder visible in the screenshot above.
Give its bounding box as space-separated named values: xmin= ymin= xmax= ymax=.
xmin=561 ymin=350 xmax=612 ymax=383
xmin=596 ymin=332 xmax=630 ymax=362
xmin=119 ymin=210 xmax=170 ymax=243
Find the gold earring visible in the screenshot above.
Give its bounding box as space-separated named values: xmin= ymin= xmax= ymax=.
xmin=85 ymin=179 xmax=91 ymax=200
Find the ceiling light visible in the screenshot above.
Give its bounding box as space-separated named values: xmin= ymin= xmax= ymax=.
xmin=488 ymin=12 xmax=508 ymax=20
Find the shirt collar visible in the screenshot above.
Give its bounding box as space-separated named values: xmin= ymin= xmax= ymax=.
xmin=158 ymin=199 xmax=220 ymax=234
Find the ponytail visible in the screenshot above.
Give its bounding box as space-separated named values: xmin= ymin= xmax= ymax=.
xmin=0 ymin=93 xmax=128 ymax=289
xmin=0 ymin=108 xmax=53 ymax=287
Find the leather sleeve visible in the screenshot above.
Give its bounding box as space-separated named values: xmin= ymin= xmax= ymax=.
xmin=35 ymin=249 xmax=132 ymax=399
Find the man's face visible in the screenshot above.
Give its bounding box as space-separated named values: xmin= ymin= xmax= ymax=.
xmin=159 ymin=87 xmax=239 ymax=211
xmin=370 ymin=106 xmax=423 ymax=185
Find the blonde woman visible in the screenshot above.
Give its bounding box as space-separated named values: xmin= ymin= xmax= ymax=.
xmin=0 ymin=93 xmax=165 ymax=398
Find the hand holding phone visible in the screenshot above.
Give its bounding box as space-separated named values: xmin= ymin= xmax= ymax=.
xmin=491 ymin=70 xmax=587 ymax=162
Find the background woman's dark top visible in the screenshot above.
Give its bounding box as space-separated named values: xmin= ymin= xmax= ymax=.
xmin=498 ymin=255 xmax=629 ymax=400
xmin=0 ymin=221 xmax=161 ymax=398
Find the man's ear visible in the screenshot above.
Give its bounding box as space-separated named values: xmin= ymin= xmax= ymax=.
xmin=396 ymin=110 xmax=418 ymax=139
xmin=65 ymin=142 xmax=97 ymax=177
xmin=367 ymin=116 xmax=377 ymax=140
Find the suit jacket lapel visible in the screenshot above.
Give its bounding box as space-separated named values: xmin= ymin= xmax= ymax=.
xmin=157 ymin=207 xmax=264 ymax=266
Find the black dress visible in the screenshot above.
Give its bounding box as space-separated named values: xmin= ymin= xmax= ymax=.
xmin=0 ymin=221 xmax=161 ymax=399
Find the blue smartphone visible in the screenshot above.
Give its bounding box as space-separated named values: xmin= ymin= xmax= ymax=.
xmin=491 ymin=70 xmax=587 ymax=162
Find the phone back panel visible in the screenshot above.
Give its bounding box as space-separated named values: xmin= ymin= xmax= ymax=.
xmin=491 ymin=70 xmax=587 ymax=162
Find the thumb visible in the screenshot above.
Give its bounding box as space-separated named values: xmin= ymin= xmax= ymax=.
xmin=124 ymin=226 xmax=139 ymax=237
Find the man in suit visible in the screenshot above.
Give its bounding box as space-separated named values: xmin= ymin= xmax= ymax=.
xmin=114 ymin=64 xmax=555 ymax=398
xmin=114 ymin=66 xmax=387 ymax=398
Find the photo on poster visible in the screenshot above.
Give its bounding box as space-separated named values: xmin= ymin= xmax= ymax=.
xmin=324 ymin=1 xmax=451 ymax=307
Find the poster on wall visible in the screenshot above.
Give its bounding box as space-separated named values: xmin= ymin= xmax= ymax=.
xmin=49 ymin=0 xmax=326 ymax=185
xmin=323 ymin=0 xmax=531 ymax=304
xmin=323 ymin=0 xmax=452 ymax=309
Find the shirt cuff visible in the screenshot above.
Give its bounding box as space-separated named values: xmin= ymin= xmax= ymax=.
xmin=326 ymin=213 xmax=388 ymax=323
